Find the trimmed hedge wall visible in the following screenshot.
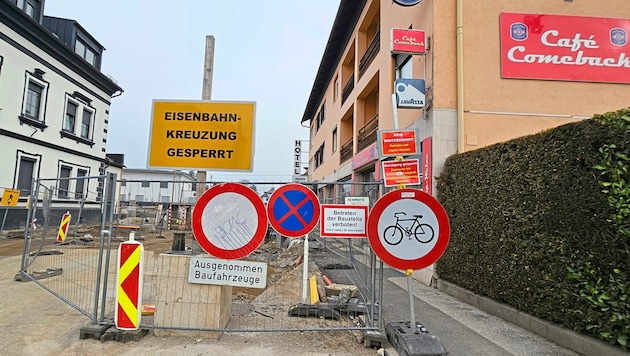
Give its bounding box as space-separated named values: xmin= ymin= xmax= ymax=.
xmin=436 ymin=109 xmax=629 ymax=349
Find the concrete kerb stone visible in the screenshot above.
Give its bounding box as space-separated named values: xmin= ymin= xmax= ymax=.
xmin=435 ymin=279 xmax=628 ymax=356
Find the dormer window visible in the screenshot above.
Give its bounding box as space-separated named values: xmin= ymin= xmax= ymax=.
xmin=75 ymin=39 xmax=97 ymax=66
xmin=16 ymin=0 xmax=40 ymax=21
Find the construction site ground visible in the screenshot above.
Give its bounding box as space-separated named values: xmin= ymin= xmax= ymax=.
xmin=1 ymin=225 xmax=589 ymax=356
xmin=0 ymin=228 xmax=380 ymax=356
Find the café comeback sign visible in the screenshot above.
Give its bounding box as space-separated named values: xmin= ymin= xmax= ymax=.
xmin=500 ymin=13 xmax=630 ymax=84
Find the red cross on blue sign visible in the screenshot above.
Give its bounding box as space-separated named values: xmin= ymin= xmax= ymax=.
xmin=267 ymin=183 xmax=320 ymax=238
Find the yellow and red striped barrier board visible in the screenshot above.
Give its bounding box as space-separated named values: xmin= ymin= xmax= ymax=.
xmin=56 ymin=212 xmax=71 ymax=243
xmin=115 ymin=240 xmax=144 ymax=330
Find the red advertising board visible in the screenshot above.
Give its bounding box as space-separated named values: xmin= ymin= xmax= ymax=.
xmin=379 ymin=129 xmax=419 ymax=157
xmin=500 ymin=13 xmax=630 ymax=84
xmin=422 ymin=137 xmax=432 ymax=194
xmin=382 ymin=159 xmax=421 ymax=187
xmin=391 ymin=28 xmax=426 ymax=55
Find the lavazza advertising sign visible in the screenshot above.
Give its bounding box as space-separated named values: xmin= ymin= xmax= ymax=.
xmin=500 ymin=13 xmax=630 ymax=84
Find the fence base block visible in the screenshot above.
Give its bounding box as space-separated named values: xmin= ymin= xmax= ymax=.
xmin=364 ymin=330 xmax=387 ymax=349
xmin=79 ymin=323 xmax=112 ymax=340
xmin=385 ymin=321 xmax=447 ymax=356
xmin=101 ymin=327 xmax=150 ymax=343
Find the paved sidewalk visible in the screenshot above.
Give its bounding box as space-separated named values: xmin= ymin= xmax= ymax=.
xmin=385 ymin=274 xmax=578 ymax=355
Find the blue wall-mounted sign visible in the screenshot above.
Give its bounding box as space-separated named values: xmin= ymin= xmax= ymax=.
xmin=393 ymin=0 xmax=422 ymax=6
xmin=394 ymin=79 xmax=426 ymax=109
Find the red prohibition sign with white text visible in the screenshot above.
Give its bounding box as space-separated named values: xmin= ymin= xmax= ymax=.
xmin=367 ymin=188 xmax=450 ymax=270
xmin=192 ymin=183 xmax=267 ymax=260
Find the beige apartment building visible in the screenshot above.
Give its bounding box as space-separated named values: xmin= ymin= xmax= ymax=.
xmin=302 ymin=0 xmax=630 ymax=205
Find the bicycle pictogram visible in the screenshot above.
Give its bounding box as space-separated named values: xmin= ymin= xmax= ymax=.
xmin=383 ymin=211 xmax=434 ymax=245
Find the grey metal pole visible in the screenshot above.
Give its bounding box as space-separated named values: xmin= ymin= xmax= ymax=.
xmin=1 ymin=207 xmax=8 ymax=233
xmin=20 ymin=179 xmax=40 ymax=272
xmin=407 ymin=269 xmax=417 ymax=333
xmin=96 ymin=173 xmax=116 ymax=323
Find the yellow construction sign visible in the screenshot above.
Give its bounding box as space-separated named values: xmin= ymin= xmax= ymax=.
xmin=148 ymin=100 xmax=256 ymax=171
xmin=1 ymin=189 xmax=20 ymax=207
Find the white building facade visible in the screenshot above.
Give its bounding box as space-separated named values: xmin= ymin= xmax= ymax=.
xmin=0 ymin=0 xmax=123 ymax=205
xmin=119 ymin=169 xmax=196 ymax=206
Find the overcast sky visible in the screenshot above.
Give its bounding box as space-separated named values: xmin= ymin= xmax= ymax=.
xmin=44 ymin=0 xmax=339 ymax=181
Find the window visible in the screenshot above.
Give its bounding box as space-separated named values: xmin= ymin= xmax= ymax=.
xmin=25 ymin=81 xmax=42 ymax=119
xmin=81 ymin=108 xmax=92 ymax=139
xmin=121 ymin=180 xmax=127 ymax=187
xmin=17 ymin=157 xmax=35 ymax=197
xmin=21 ymin=74 xmax=49 ymax=129
xmin=332 ymin=127 xmax=338 ymax=153
xmin=120 ymin=194 xmax=127 ymax=201
xmin=396 ymin=55 xmax=413 ymax=79
xmin=315 ymin=103 xmax=326 ymax=131
xmin=141 ymin=181 xmax=150 ymax=188
xmin=160 ymin=181 xmax=169 ymax=189
xmin=75 ymin=169 xmax=87 ymax=199
xmin=314 ymin=143 xmax=325 ymax=168
xmin=75 ymin=39 xmax=98 ymax=66
xmin=135 ymin=195 xmax=144 ymax=202
xmin=64 ymin=101 xmax=78 ymax=132
xmin=161 ymin=196 xmax=170 ymax=203
xmin=334 ymin=76 xmax=339 ymax=102
xmin=16 ymin=0 xmax=40 ymax=20
xmin=58 ymin=166 xmax=72 ymax=198
xmin=60 ymin=94 xmax=95 ymax=145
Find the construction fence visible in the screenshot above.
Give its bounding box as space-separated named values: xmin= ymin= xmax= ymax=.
xmin=14 ymin=175 xmax=387 ymax=338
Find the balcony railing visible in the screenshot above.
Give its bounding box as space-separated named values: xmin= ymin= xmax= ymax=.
xmin=358 ymin=30 xmax=380 ymax=79
xmin=357 ymin=114 xmax=378 ymax=152
xmin=341 ymin=72 xmax=354 ymax=105
xmin=340 ymin=138 xmax=353 ymax=163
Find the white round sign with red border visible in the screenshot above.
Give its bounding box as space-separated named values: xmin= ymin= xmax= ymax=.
xmin=367 ymin=188 xmax=450 ymax=270
xmin=192 ymin=183 xmax=267 ymax=260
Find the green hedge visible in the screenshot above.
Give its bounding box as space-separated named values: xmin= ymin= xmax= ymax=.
xmin=436 ymin=108 xmax=629 ymax=350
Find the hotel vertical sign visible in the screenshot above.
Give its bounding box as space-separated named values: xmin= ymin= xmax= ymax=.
xmin=294 ymin=140 xmax=302 ymax=175
xmin=500 ymin=13 xmax=630 ymax=84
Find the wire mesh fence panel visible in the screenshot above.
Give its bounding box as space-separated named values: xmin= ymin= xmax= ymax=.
xmin=20 ymin=178 xmax=384 ymax=333
xmin=16 ymin=174 xmax=116 ymax=322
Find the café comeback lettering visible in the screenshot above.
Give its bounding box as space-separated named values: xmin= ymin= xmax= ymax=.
xmin=393 ymin=35 xmax=425 ymax=47
xmin=507 ymin=30 xmax=630 ymax=68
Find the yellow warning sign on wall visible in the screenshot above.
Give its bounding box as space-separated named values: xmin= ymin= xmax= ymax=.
xmin=1 ymin=189 xmax=20 ymax=206
xmin=148 ymin=100 xmax=256 ymax=171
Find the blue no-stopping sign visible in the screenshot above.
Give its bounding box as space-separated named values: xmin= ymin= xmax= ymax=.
xmin=267 ymin=183 xmax=320 ymax=238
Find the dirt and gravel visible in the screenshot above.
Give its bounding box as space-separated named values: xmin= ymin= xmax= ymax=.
xmin=0 ymin=229 xmax=382 ymax=356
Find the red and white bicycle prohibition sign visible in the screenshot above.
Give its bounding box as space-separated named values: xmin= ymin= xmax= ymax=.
xmin=367 ymin=188 xmax=450 ymax=270
xmin=192 ymin=183 xmax=268 ymax=260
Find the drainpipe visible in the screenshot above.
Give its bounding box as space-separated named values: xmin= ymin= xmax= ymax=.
xmin=456 ymin=0 xmax=464 ymax=153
